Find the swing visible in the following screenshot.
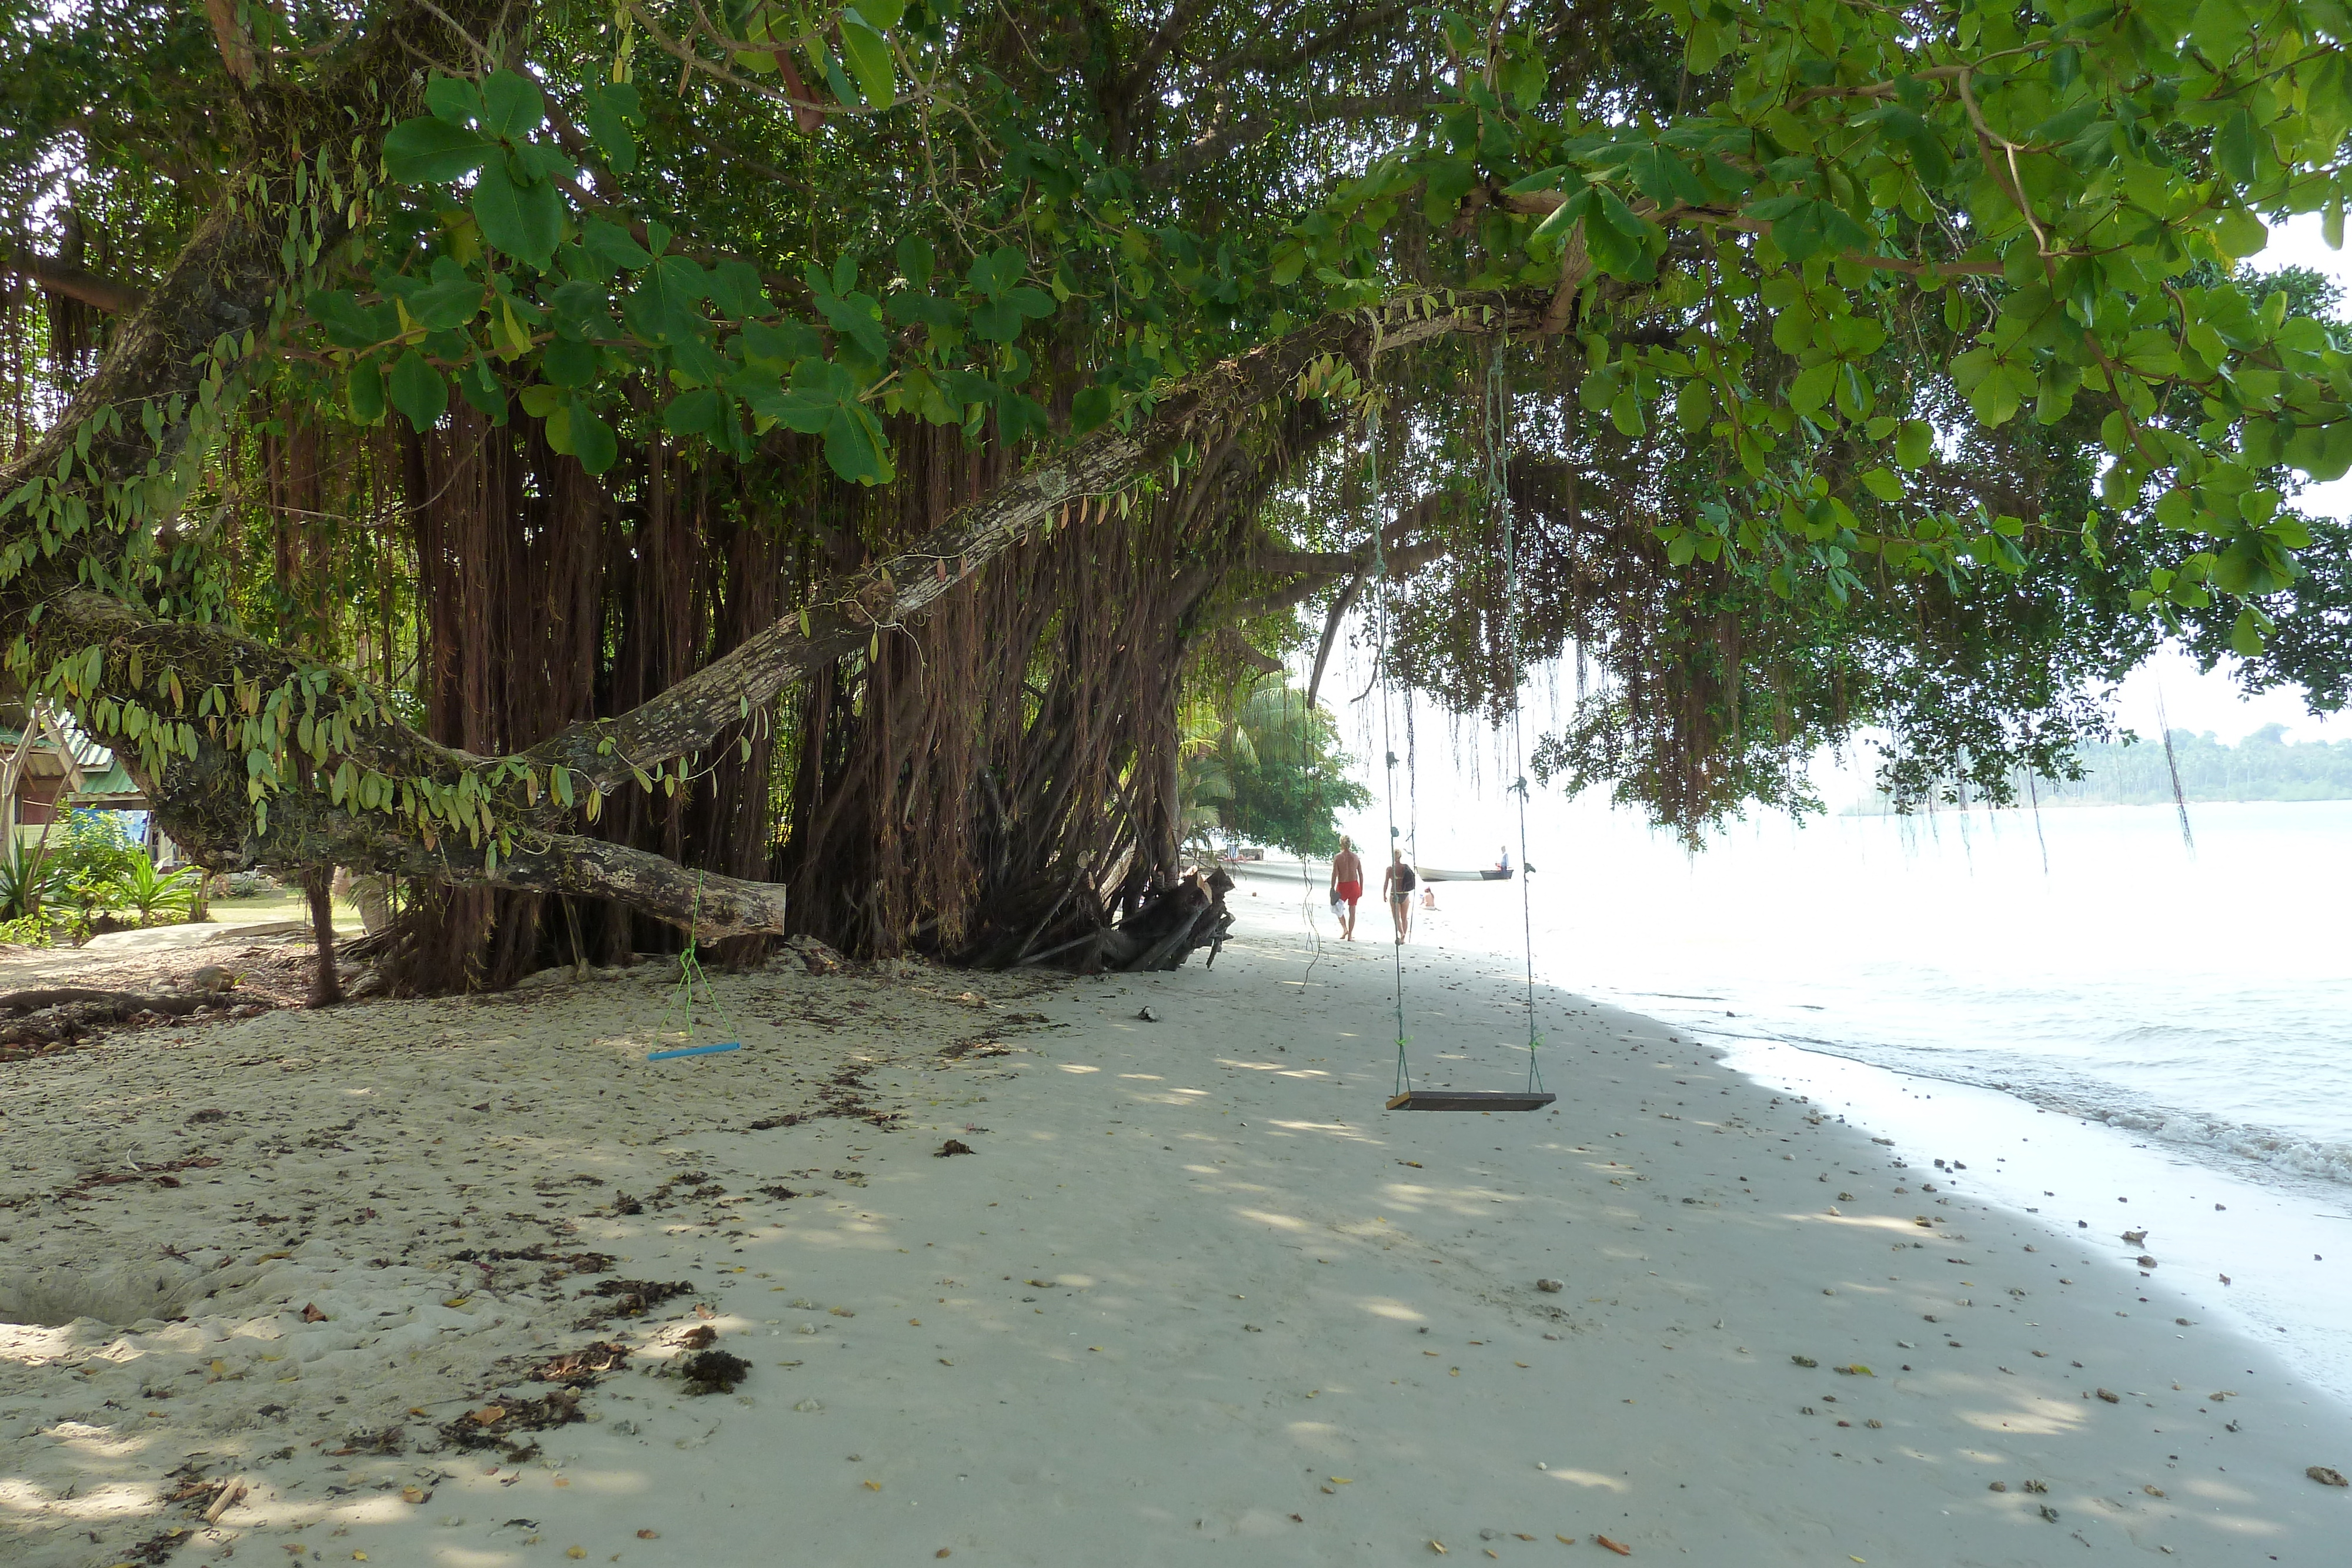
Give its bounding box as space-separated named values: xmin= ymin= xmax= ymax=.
xmin=1375 ymin=347 xmax=1553 ymax=1115
xmin=647 ymin=875 xmax=744 ymax=1062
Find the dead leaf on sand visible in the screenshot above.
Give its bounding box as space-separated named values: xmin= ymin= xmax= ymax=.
xmin=2308 ymin=1466 xmax=2349 ymax=1487
xmin=637 ymin=1530 xmax=660 ymax=1539
xmin=300 ymin=1303 xmax=328 ymax=1323
xmin=936 ymin=1138 xmax=977 ymax=1156
xmin=1596 ymin=1535 xmax=1633 ymax=1556
xmin=469 ymin=1407 xmax=507 ymax=1426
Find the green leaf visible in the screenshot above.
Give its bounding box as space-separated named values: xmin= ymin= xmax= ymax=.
xmin=517 ymin=383 xmax=564 ymax=419
xmin=405 ymin=257 xmax=482 ymax=330
xmin=971 ymin=297 xmax=1024 ymax=342
xmin=1770 ymin=200 xmax=1828 ymax=262
xmin=388 ymin=350 xmax=448 ymax=433
xmin=1071 ymin=383 xmax=1115 ymax=433
xmin=2213 ymin=108 xmax=2257 ymax=185
xmin=582 ymin=218 xmax=652 ymax=273
xmin=456 ymin=354 xmax=507 ymax=421
xmin=567 ymin=400 xmax=618 ymax=474
xmin=968 ymin=246 xmax=1026 ymax=300
xmin=1594 ymin=185 xmax=1646 ymax=238
xmin=308 ymin=289 xmax=397 ymax=349
xmin=823 ymin=401 xmax=895 ymax=484
xmin=1529 ymin=188 xmax=1592 ymax=248
xmin=707 ymin=259 xmax=771 ymax=320
xmin=1673 ymin=380 xmax=1713 ymax=432
xmin=383 ymin=117 xmax=494 ymax=185
xmin=480 ymin=70 xmax=546 ymax=141
xmin=346 ymin=360 xmax=385 ymax=424
xmin=664 ymin=386 xmax=723 ymax=437
xmin=542 ymin=334 xmax=597 ymax=387
xmin=1790 ymin=362 xmax=1838 ymax=415
xmin=2213 ymin=205 xmax=2267 ymax=258
xmin=471 ymin=162 xmax=563 ymax=269
xmin=1860 ymin=467 xmax=1904 ymax=502
xmin=424 ymin=75 xmax=483 ymax=127
xmin=837 ymin=15 xmax=896 ymax=108
xmin=896 ymin=233 xmax=936 ymax=292
xmin=582 ymin=82 xmax=643 ymax=173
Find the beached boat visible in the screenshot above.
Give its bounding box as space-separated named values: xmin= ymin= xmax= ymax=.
xmin=1412 ymin=865 xmax=1517 ymax=882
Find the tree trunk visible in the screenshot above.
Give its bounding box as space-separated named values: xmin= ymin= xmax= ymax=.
xmin=303 ymin=867 xmax=341 ymax=1006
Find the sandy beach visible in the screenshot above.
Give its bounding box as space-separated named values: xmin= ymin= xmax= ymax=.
xmin=4 ymin=894 xmax=2349 ymax=1566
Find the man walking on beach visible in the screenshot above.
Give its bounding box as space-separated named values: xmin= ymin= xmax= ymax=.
xmin=1383 ymin=848 xmax=1416 ymax=944
xmin=1329 ymin=835 xmax=1364 ymax=941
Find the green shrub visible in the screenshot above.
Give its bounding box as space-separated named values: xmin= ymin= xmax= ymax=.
xmin=0 ymin=837 xmax=62 ymax=921
xmin=0 ymin=905 xmax=90 ymax=948
xmin=50 ymin=810 xmax=143 ymax=907
xmin=118 ymin=854 xmax=199 ymax=926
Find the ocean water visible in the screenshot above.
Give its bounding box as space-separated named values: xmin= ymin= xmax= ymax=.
xmin=1247 ymin=790 xmax=2352 ymax=1397
xmin=1337 ymin=795 xmax=2352 ymax=1193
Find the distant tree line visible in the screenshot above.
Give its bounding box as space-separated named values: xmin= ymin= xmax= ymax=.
xmin=2027 ymin=724 xmax=2352 ymax=805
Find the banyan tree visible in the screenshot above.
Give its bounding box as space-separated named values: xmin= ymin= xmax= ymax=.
xmin=3 ymin=0 xmax=2349 ymax=989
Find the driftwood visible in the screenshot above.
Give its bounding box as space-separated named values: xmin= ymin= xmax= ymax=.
xmin=1020 ymin=867 xmax=1234 ymax=974
xmin=0 ymin=988 xmax=211 ymax=1017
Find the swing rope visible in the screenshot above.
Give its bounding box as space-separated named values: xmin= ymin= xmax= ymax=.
xmin=666 ymin=872 xmax=746 ymax=1054
xmin=1369 ymin=398 xmax=1412 ymax=1102
xmin=1488 ymin=342 xmax=1545 ymax=1097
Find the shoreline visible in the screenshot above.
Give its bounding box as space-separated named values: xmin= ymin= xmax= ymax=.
xmin=5 ymin=896 xmax=2350 ymax=1563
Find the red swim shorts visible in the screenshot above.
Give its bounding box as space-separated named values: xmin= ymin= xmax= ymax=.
xmin=1337 ymin=880 xmax=1362 ymax=907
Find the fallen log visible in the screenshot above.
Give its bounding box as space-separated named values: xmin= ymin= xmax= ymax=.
xmin=0 ymin=988 xmax=212 ymax=1017
xmin=1018 ymin=868 xmax=1234 ymax=974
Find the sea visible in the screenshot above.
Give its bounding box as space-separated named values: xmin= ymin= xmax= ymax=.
xmin=1274 ymin=788 xmax=2352 ymax=1401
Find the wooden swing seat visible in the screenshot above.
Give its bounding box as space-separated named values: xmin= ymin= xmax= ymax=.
xmin=1386 ymin=1090 xmax=1556 ymax=1112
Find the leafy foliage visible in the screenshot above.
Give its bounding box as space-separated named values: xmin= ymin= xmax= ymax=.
xmin=1188 ymin=676 xmax=1372 ymax=857
xmin=5 ymin=0 xmax=2352 ymax=965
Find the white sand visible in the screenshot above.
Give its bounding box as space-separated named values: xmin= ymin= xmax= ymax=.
xmin=4 ymin=897 xmax=2348 ymax=1566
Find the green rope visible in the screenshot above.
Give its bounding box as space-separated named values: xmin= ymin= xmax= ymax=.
xmin=1370 ymin=398 xmax=1411 ymax=1101
xmin=669 ymin=872 xmax=745 ymax=1050
xmin=1488 ymin=343 xmax=1545 ymax=1096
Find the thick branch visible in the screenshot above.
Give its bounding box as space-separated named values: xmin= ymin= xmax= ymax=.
xmin=1 ymin=253 xmax=144 ymax=315
xmin=524 ymin=287 xmax=1559 ymax=794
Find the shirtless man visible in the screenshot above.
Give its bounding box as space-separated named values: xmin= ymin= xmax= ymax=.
xmin=1329 ymin=835 xmax=1364 ymax=940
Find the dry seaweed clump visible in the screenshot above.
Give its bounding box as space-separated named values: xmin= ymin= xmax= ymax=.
xmin=530 ymin=1342 xmax=632 ymax=1386
xmin=679 ymin=1349 xmax=752 ymax=1395
xmin=437 ymin=1390 xmax=584 ymax=1457
xmin=577 ymin=1278 xmax=696 ymax=1326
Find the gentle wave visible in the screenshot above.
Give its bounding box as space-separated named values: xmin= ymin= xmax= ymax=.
xmin=1661 ymin=1012 xmax=2352 ymax=1189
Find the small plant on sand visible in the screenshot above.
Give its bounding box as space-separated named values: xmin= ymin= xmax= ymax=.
xmin=118 ymin=854 xmax=200 ymax=927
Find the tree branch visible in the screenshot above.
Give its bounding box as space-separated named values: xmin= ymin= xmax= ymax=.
xmin=522 ymin=287 xmax=1559 ymax=795
xmin=1 ymin=252 xmax=144 ymax=315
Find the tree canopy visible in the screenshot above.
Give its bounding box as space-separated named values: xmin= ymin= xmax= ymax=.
xmin=2 ymin=0 xmax=2348 ymax=979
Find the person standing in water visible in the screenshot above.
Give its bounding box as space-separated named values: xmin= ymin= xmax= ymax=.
xmin=1329 ymin=835 xmax=1364 ymax=941
xmin=1383 ymin=849 xmax=1417 ymax=944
